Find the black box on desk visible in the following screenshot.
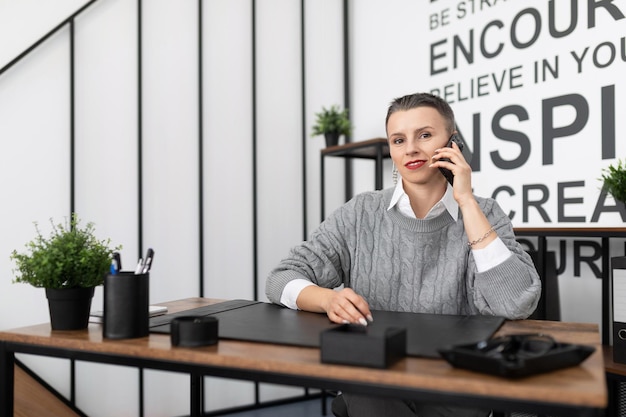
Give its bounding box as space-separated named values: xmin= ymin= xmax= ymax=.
xmin=612 ymin=256 xmax=626 ymax=364
xmin=320 ymin=324 xmax=406 ymax=368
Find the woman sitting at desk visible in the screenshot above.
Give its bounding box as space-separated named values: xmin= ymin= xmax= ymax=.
xmin=265 ymin=92 xmax=541 ymax=417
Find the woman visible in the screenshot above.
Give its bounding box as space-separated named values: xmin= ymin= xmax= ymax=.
xmin=266 ymin=92 xmax=541 ymax=417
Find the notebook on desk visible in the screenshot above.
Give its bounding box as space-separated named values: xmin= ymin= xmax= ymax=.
xmin=149 ymin=300 xmax=505 ymax=358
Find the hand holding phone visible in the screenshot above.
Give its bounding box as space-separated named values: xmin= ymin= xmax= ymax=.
xmin=438 ymin=134 xmax=464 ymax=185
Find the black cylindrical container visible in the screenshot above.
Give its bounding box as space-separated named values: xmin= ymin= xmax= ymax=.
xmin=103 ymin=272 xmax=149 ymax=339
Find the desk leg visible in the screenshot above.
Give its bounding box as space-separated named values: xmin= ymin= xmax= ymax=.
xmin=0 ymin=342 xmax=15 ymax=417
xmin=537 ymin=236 xmax=547 ymax=320
xmin=190 ymin=373 xmax=203 ymax=417
xmin=602 ymin=236 xmax=610 ymax=345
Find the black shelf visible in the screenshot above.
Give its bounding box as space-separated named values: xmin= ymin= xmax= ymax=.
xmin=320 ymin=138 xmax=390 ymax=221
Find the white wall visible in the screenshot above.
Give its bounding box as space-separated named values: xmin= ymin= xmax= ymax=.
xmin=1 ymin=0 xmax=625 ymax=415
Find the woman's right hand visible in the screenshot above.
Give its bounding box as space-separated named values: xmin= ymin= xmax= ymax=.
xmin=321 ymin=287 xmax=373 ymax=326
xmin=296 ymin=286 xmax=373 ymax=325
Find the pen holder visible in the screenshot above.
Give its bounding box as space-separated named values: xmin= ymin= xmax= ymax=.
xmin=103 ymin=272 xmax=149 ymax=339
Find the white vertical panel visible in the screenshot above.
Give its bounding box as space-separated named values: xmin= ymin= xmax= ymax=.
xmin=202 ymin=0 xmax=257 ymax=410
xmin=141 ymin=1 xmax=201 ymax=415
xmin=74 ymin=0 xmax=139 ymax=291
xmin=349 ymin=0 xmax=422 ymax=197
xmin=255 ymin=0 xmax=303 ymax=299
xmin=204 ymin=377 xmax=257 ymax=413
xmin=199 ymin=14 xmax=262 ymax=408
xmin=0 ymin=24 xmax=72 ymax=397
xmin=304 ymin=0 xmax=346 ymax=232
xmin=203 ymin=0 xmax=254 ymax=301
xmin=72 ymin=0 xmax=141 ymax=413
xmin=142 ymin=0 xmax=199 ymax=303
xmin=350 ymin=0 xmax=423 ymax=137
xmin=255 ymin=0 xmax=308 ymax=403
xmin=145 ymin=370 xmax=190 ymax=417
xmin=76 ymin=363 xmax=140 ymax=416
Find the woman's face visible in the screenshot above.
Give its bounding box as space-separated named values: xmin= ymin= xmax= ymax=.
xmin=387 ymin=106 xmax=450 ymax=186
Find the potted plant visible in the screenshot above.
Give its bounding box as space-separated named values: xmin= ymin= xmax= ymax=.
xmin=10 ymin=213 xmax=121 ymax=330
xmin=601 ymin=158 xmax=626 ymax=205
xmin=311 ymin=105 xmax=353 ymax=148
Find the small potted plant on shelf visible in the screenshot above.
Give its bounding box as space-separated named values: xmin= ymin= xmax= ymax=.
xmin=311 ymin=105 xmax=353 ymax=148
xmin=10 ymin=213 xmax=121 ymax=330
xmin=601 ymin=158 xmax=626 ymax=205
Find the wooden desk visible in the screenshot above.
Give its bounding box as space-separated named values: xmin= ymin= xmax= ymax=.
xmin=0 ymin=298 xmax=607 ymax=417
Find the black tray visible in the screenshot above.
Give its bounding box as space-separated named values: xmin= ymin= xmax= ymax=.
xmin=438 ymin=337 xmax=595 ymax=378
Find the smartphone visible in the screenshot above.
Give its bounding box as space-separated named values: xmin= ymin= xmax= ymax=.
xmin=438 ymin=134 xmax=464 ymax=185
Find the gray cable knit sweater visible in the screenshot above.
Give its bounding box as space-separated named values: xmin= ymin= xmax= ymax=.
xmin=266 ymin=188 xmax=541 ymax=320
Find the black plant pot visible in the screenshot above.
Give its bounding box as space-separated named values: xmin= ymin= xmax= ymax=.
xmin=45 ymin=287 xmax=95 ymax=330
xmin=324 ymin=132 xmax=340 ymax=148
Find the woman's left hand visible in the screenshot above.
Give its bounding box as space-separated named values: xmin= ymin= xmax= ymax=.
xmin=432 ymin=142 xmax=474 ymax=206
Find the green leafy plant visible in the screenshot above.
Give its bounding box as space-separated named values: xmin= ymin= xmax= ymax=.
xmin=601 ymin=159 xmax=626 ymax=205
xmin=311 ymin=105 xmax=353 ymax=137
xmin=10 ymin=214 xmax=121 ymax=289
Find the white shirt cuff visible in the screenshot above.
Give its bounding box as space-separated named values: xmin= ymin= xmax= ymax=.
xmin=471 ymin=237 xmax=512 ymax=272
xmin=280 ymin=279 xmax=316 ymax=310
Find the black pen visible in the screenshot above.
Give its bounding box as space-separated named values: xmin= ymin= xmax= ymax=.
xmin=142 ymin=248 xmax=155 ymax=273
xmin=113 ymin=252 xmax=122 ymax=271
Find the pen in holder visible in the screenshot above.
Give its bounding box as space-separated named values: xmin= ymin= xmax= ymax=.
xmin=103 ymin=271 xmax=149 ymax=339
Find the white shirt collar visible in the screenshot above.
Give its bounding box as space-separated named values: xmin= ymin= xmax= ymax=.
xmin=387 ymin=179 xmax=459 ymax=220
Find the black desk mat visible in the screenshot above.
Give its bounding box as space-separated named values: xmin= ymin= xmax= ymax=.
xmin=150 ymin=300 xmax=504 ymax=358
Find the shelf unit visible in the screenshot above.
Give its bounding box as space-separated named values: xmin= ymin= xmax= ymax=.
xmin=320 ymin=138 xmax=390 ymax=221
